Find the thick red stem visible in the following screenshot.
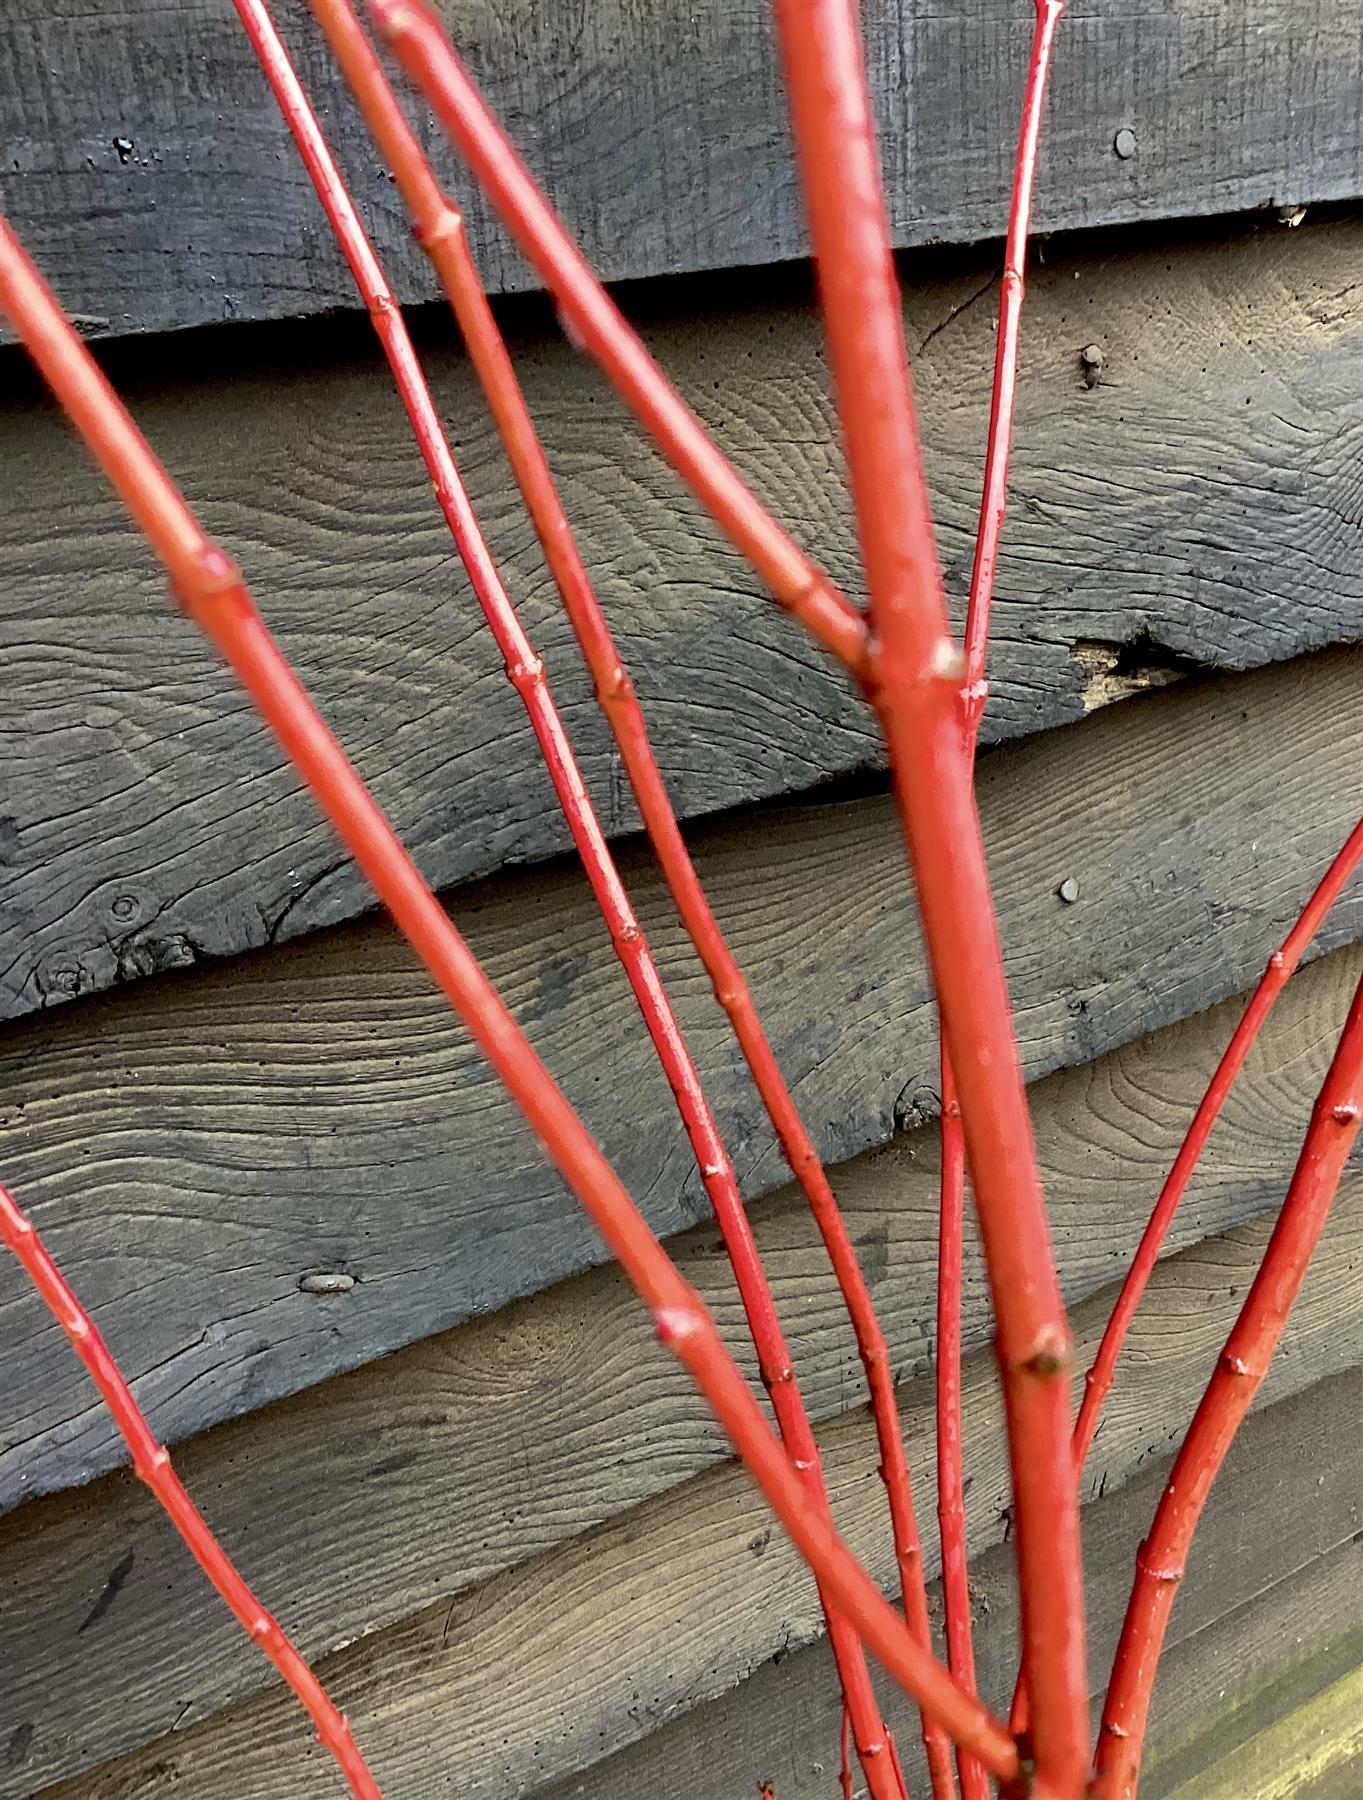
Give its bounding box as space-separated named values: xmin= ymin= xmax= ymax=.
xmin=1093 ymin=963 xmax=1363 ymax=1798
xmin=236 ymin=4 xmax=898 ymax=1784
xmin=0 ymin=216 xmax=1018 ymax=1782
xmin=0 ymin=1180 xmax=381 ymax=1800
xmin=769 ymin=2 xmax=1087 ymax=1794
xmin=363 ymin=0 xmax=871 ymax=684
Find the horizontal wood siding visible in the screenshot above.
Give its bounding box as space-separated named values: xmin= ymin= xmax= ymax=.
xmin=3 ymin=215 xmax=1363 ymax=1022
xmin=4 ymin=940 xmax=1360 ymax=1790
xmin=29 ymin=1209 xmax=1363 ymax=1800
xmin=2 ymin=3 xmax=1361 ymax=339
xmin=4 ymin=651 xmax=1363 ymax=1508
xmin=1 ymin=41 xmax=1360 ymax=1789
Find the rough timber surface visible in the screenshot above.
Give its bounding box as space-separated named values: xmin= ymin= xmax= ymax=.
xmin=2 ymin=2 xmax=1362 ymax=339
xmin=31 ymin=1209 xmax=1363 ymax=1800
xmin=5 ymin=942 xmax=1361 ymax=1793
xmin=536 ymin=1369 xmax=1363 ymax=1800
xmin=3 ymin=649 xmax=1363 ymax=1516
xmin=3 ymin=214 xmax=1363 ymax=1022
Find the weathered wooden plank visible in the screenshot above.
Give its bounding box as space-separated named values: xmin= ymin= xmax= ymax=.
xmin=31 ymin=1206 xmax=1363 ymax=1800
xmin=539 ymin=1370 xmax=1363 ymax=1800
xmin=1149 ymin=1586 xmax=1363 ymax=1800
xmin=6 ymin=943 xmax=1359 ymax=1793
xmin=4 ymin=214 xmax=1363 ymax=1023
xmin=3 ymin=648 xmax=1363 ymax=1514
xmin=2 ymin=2 xmax=1362 ymax=340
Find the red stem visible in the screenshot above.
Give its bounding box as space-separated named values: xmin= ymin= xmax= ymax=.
xmin=961 ymin=0 xmax=1066 ymax=735
xmin=933 ymin=1061 xmax=980 ymax=1800
xmin=358 ymin=2 xmax=1085 ymax=1786
xmin=363 ymin=0 xmax=871 ymax=685
xmin=937 ymin=8 xmax=1066 ymax=1788
xmin=768 ymin=1 xmax=1087 ymax=1794
xmin=1003 ymin=820 xmax=1363 ymax=1756
xmin=0 ymin=1180 xmax=381 ymax=1800
xmin=303 ymin=0 xmax=941 ymax=1780
xmin=1093 ymin=962 xmax=1363 ymax=1798
xmin=235 ymin=5 xmax=899 ymax=1786
xmin=1072 ymin=811 xmax=1363 ymax=1472
xmin=1011 ymin=821 xmax=1363 ymax=1795
xmin=0 ymin=217 xmax=1019 ymax=1782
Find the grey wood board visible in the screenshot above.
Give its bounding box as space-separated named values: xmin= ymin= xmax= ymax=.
xmin=3 ymin=213 xmax=1363 ymax=1022
xmin=30 ymin=1204 xmax=1363 ymax=1800
xmin=534 ymin=1369 xmax=1363 ymax=1800
xmin=3 ymin=647 xmax=1363 ymax=1516
xmin=6 ymin=941 xmax=1359 ymax=1793
xmin=1140 ymin=1555 xmax=1363 ymax=1800
xmin=3 ymin=2 xmax=1363 ymax=339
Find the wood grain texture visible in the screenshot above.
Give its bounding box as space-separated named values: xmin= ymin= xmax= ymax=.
xmin=4 ymin=213 xmax=1363 ymax=1023
xmin=29 ymin=1203 xmax=1363 ymax=1800
xmin=537 ymin=1370 xmax=1363 ymax=1800
xmin=2 ymin=2 xmax=1362 ymax=339
xmin=1148 ymin=1566 xmax=1363 ymax=1800
xmin=6 ymin=941 xmax=1361 ymax=1793
xmin=4 ymin=648 xmax=1363 ymax=1514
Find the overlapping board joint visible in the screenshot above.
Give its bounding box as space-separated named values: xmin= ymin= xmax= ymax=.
xmin=0 ymin=2 xmax=1359 ymax=1798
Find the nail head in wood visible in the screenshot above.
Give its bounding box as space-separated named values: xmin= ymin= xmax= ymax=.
xmin=298 ymin=1272 xmax=356 ymax=1297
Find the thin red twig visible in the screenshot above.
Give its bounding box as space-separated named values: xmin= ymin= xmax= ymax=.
xmin=1071 ymin=811 xmax=1363 ymax=1472
xmin=0 ymin=1180 xmax=381 ymax=1800
xmin=234 ymin=4 xmax=900 ymax=1785
xmin=362 ymin=0 xmax=871 ymax=685
xmin=1092 ymin=961 xmax=1363 ymax=1798
xmin=960 ymin=0 xmax=1067 ymax=737
xmin=933 ymin=1065 xmax=977 ymax=1794
xmin=0 ymin=213 xmax=1021 ymax=1785
xmin=767 ymin=1 xmax=1087 ymax=1793
xmin=301 ymin=0 xmax=941 ymax=1781
xmin=935 ymin=8 xmax=1066 ymax=1791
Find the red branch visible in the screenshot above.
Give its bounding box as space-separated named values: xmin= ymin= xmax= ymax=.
xmin=0 ymin=214 xmax=1020 ymax=1786
xmin=360 ymin=3 xmax=1088 ymax=1788
xmin=1071 ymin=812 xmax=1363 ymax=1472
xmin=936 ymin=8 xmax=1066 ymax=1793
xmin=362 ymin=0 xmax=871 ymax=685
xmin=299 ymin=0 xmax=942 ymax=1781
xmin=1093 ymin=961 xmax=1363 ymax=1797
xmin=767 ymin=1 xmax=1087 ymax=1793
xmin=0 ymin=1180 xmax=382 ymax=1800
xmin=233 ymin=2 xmax=899 ymax=1785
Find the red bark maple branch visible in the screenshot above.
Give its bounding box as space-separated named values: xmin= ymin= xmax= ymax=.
xmin=767 ymin=1 xmax=1086 ymax=1794
xmin=233 ymin=3 xmax=900 ymax=1784
xmin=0 ymin=211 xmax=1020 ymax=1786
xmin=1092 ymin=960 xmax=1363 ymax=1798
xmin=0 ymin=1179 xmax=382 ymax=1800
